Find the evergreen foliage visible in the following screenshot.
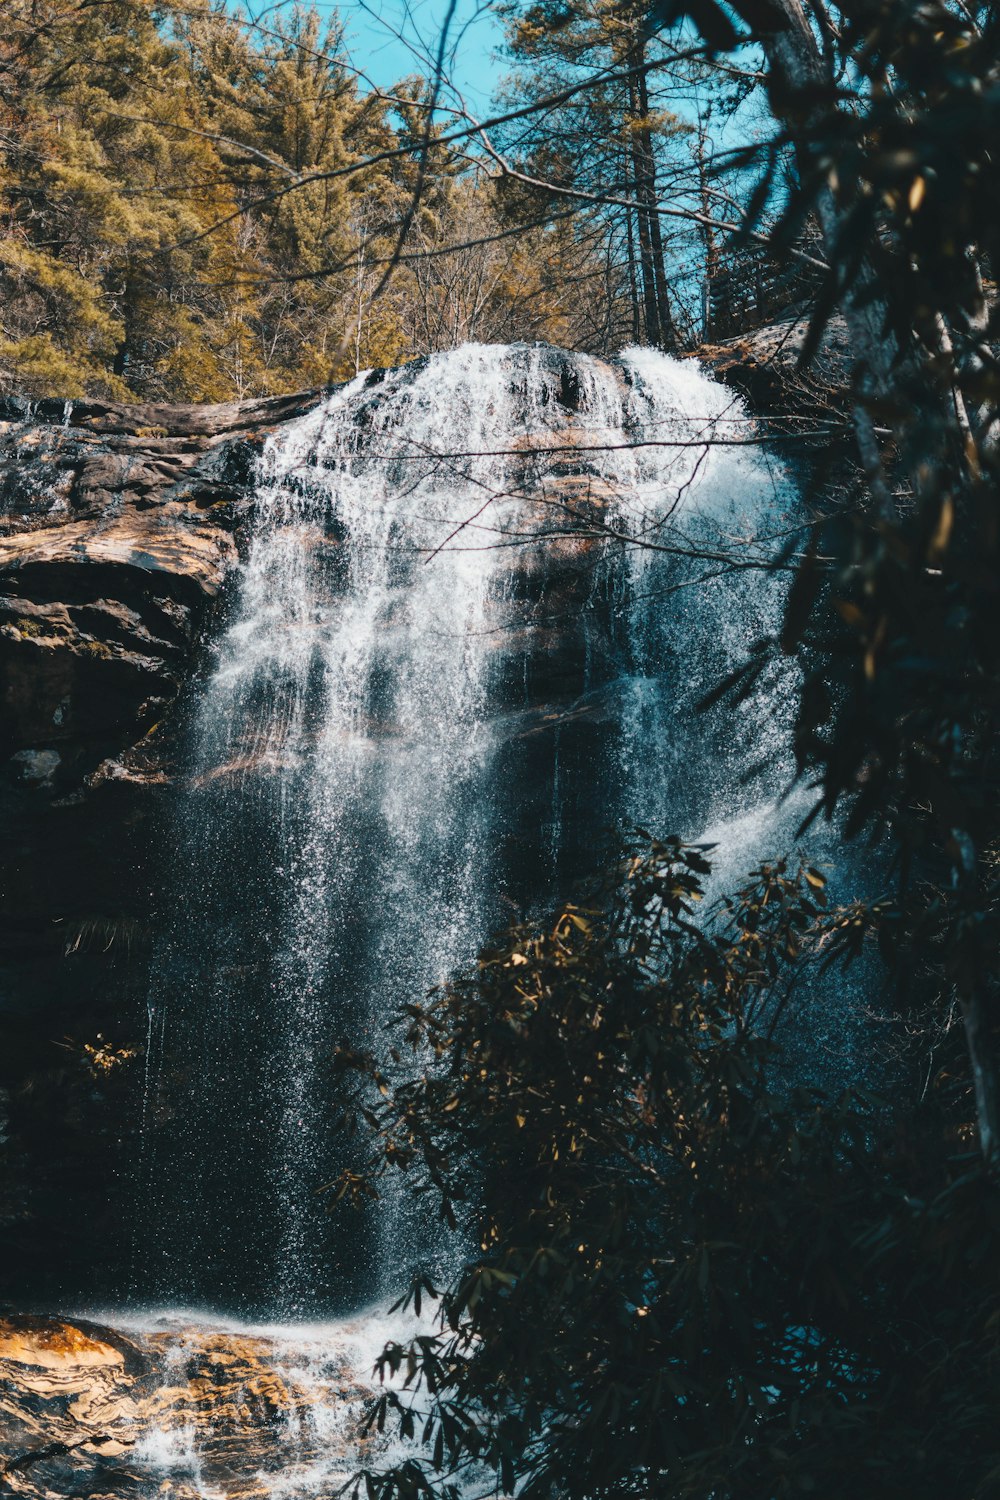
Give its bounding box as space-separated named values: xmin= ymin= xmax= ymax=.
xmin=495 ymin=0 xmax=694 ymax=347
xmin=0 ymin=0 xmax=600 ymax=400
xmin=336 ymin=844 xmax=1000 ymax=1499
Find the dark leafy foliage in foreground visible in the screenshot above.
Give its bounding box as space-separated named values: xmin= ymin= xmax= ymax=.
xmin=754 ymin=0 xmax=1000 ymax=1170
xmin=335 ymin=843 xmax=1000 ymax=1500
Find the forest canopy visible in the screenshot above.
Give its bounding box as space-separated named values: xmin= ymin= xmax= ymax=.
xmin=0 ymin=1 xmax=509 ymax=397
xmin=2 ymin=0 xmax=779 ymax=402
xmin=1 ymin=0 xmax=701 ymax=400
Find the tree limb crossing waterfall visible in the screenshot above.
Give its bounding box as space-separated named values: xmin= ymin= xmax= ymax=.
xmin=81 ymin=343 xmax=823 ymax=1497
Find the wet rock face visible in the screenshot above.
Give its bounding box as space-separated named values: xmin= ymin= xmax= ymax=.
xmin=0 ymin=1316 xmax=152 ymax=1498
xmin=0 ymin=1315 xmax=369 ymax=1499
xmin=0 ymin=389 xmax=324 ymax=1308
xmin=0 ymin=386 xmax=326 ymax=964
xmin=0 ymin=519 xmax=231 ymax=788
xmin=0 ymin=390 xmax=322 ymax=792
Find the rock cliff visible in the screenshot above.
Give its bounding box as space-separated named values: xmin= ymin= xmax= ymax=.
xmin=0 ymin=390 xmax=321 ymax=790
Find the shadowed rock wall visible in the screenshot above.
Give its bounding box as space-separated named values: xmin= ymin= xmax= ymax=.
xmin=0 ymin=389 xmax=323 ymax=1302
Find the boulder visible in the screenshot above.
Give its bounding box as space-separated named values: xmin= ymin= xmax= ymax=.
xmin=693 ymin=311 xmax=853 ymax=429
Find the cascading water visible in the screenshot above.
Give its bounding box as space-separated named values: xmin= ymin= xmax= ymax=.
xmin=116 ymin=341 xmax=834 ymax=1496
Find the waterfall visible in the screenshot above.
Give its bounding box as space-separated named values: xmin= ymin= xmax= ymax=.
xmin=120 ymin=341 xmax=834 ymax=1494
xmin=136 ymin=344 xmax=805 ymax=1317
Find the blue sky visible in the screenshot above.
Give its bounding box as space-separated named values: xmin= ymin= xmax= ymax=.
xmin=313 ymin=0 xmax=507 ymax=111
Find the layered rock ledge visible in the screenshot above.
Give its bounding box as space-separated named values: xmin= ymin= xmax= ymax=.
xmin=0 ymin=1314 xmax=369 ymax=1499
xmin=0 ymin=389 xmax=321 ymax=791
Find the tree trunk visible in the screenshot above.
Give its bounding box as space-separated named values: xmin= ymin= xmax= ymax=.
xmin=695 ymin=123 xmax=720 ymax=338
xmin=961 ymin=986 xmax=1000 ymax=1177
xmin=622 ymin=149 xmax=641 ymax=342
xmin=628 ymin=64 xmax=661 ymax=347
xmin=635 ymin=62 xmax=677 ymax=349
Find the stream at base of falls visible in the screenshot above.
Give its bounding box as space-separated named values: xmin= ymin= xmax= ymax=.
xmin=95 ymin=1306 xmax=424 ymax=1500
xmin=25 ymin=342 xmax=865 ymax=1498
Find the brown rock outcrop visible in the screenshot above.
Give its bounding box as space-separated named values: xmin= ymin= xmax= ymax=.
xmin=694 ymin=312 xmax=853 ymax=430
xmin=0 ymin=1314 xmax=369 ymax=1499
xmin=0 ymin=389 xmax=322 ymax=791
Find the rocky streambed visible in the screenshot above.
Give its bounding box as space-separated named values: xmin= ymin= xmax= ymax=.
xmin=0 ymin=1312 xmax=387 ymax=1499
